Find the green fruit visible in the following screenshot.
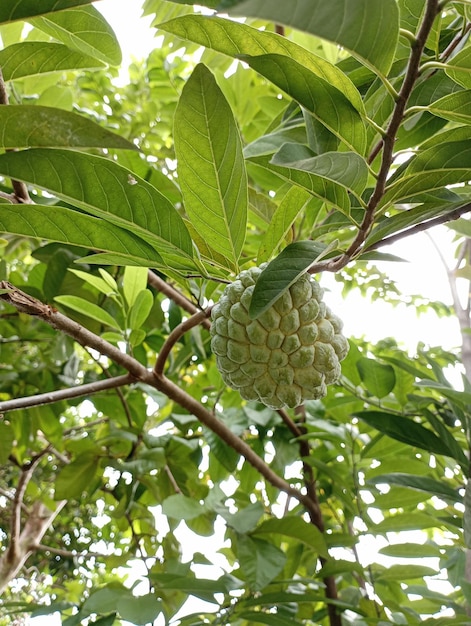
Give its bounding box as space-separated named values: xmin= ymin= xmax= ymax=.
xmin=210 ymin=266 xmax=349 ymax=409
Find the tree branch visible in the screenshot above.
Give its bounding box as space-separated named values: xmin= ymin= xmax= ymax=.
xmin=148 ymin=270 xmax=211 ymax=330
xmin=0 ymin=282 xmax=314 ymax=515
xmin=154 ymin=309 xmax=210 ymax=376
xmin=0 ymin=373 xmax=134 ymax=412
xmin=363 ymin=203 xmax=471 ymax=255
xmin=306 ymin=0 xmax=441 ymax=277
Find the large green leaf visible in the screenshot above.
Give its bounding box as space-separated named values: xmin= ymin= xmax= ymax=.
xmin=117 ymin=595 xmax=162 ymax=626
xmin=0 ymin=0 xmax=93 ymax=23
xmin=221 ymin=0 xmax=399 ymax=75
xmin=445 ymin=46 xmax=471 ymax=89
xmin=366 ymin=473 xmax=460 ymax=504
xmin=381 ymin=140 xmax=471 ymax=206
xmin=253 ymin=516 xmax=328 ymax=557
xmin=427 ymin=91 xmax=471 ymax=125
xmin=0 ymin=106 xmax=135 ymax=150
xmin=29 ymin=5 xmax=121 ymax=66
xmin=174 ymin=64 xmax=247 ymax=269
xmin=0 ymin=149 xmax=195 ymax=270
xmin=0 ymin=204 xmax=164 ymax=266
xmin=55 ymin=453 xmax=97 ymax=500
xmin=237 ymin=535 xmax=286 ymax=591
xmin=248 ymin=155 xmax=351 ymax=214
xmin=356 ymin=357 xmax=396 ymax=398
xmin=162 ymin=494 xmax=205 ymax=520
xmin=0 ymin=42 xmax=104 ymax=81
xmin=159 ymin=15 xmax=364 ymax=112
xmin=242 ymin=54 xmax=366 ymax=154
xmin=249 ymin=240 xmax=335 ymax=319
xmin=355 ymin=411 xmax=458 ymax=458
xmin=271 ymin=146 xmax=369 ymax=196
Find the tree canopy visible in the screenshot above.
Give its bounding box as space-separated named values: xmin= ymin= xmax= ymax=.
xmin=0 ymin=1 xmax=471 ymax=625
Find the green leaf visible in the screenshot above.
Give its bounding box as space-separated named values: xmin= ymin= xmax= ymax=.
xmin=0 ymin=0 xmax=93 ymax=23
xmin=82 ymin=585 xmax=130 ymax=615
xmin=257 ymin=187 xmax=313 ymax=263
xmin=222 ymin=0 xmax=399 ymax=75
xmin=29 ymin=5 xmax=121 ymax=66
xmin=54 ymin=295 xmax=121 ymax=330
xmin=428 ymin=90 xmax=471 ymax=125
xmin=159 ymin=15 xmax=364 ymax=112
xmin=117 ymin=595 xmax=162 ymax=626
xmin=151 ymin=573 xmax=239 ymax=602
xmin=0 ymin=423 xmax=14 ymax=464
xmin=249 ymin=241 xmax=335 ymax=319
xmin=248 ymin=155 xmax=351 ymax=214
xmin=449 ymin=217 xmax=471 ymax=238
xmin=174 ymin=64 xmax=247 ymax=268
xmin=237 ymin=535 xmax=286 ymax=591
xmin=365 ymin=192 xmax=465 ymax=247
xmin=222 ymin=502 xmax=264 ymax=534
xmin=376 ymin=563 xmax=438 ymax=581
xmin=445 ymin=46 xmax=471 ymax=89
xmin=242 ymin=54 xmax=367 ymax=154
xmin=253 ymin=516 xmax=328 ymax=557
xmin=123 ymin=266 xmax=148 ymax=308
xmin=373 ymin=512 xmax=447 ymax=533
xmin=0 ymin=150 xmax=195 ymax=270
xmin=162 ymin=494 xmax=205 ymax=520
xmin=271 ymin=146 xmax=369 ymax=196
xmin=128 ymin=290 xmax=154 ymax=330
xmin=0 ymin=42 xmax=104 ymax=80
xmin=356 ymin=357 xmax=396 ymax=398
xmin=379 ymin=543 xmax=441 ymax=559
xmin=0 ymin=107 xmax=135 ymax=150
xmin=417 ymin=379 xmax=471 ymax=409
xmin=238 ymin=612 xmax=303 ymax=626
xmin=382 ymin=140 xmax=471 ymax=206
xmin=54 ymin=453 xmax=97 ymax=500
xmin=0 ymin=205 xmax=163 ymax=267
xmin=367 ymin=473 xmax=460 ymax=504
xmin=354 ymin=411 xmax=457 ymax=458
xmin=68 ymin=269 xmax=118 ymax=297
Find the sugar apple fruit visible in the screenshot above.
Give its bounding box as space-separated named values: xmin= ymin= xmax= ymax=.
xmin=210 ymin=265 xmax=349 ymax=409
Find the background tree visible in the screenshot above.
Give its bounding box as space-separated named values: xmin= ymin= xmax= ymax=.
xmin=0 ymin=1 xmax=471 ymax=625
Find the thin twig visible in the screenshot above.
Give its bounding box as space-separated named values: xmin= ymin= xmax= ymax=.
xmin=363 ymin=203 xmax=471 ymax=254
xmin=0 ymin=373 xmax=134 ymax=413
xmin=154 ymin=309 xmax=210 ymax=376
xmin=148 ymin=270 xmax=211 ymax=330
xmin=34 ymin=544 xmax=105 ymax=559
xmin=8 ymin=456 xmax=42 ymax=563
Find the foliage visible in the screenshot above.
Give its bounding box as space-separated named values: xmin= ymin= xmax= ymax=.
xmin=0 ymin=1 xmax=471 ymax=625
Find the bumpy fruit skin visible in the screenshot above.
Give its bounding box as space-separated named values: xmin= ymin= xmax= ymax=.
xmin=210 ymin=266 xmax=349 ymax=409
